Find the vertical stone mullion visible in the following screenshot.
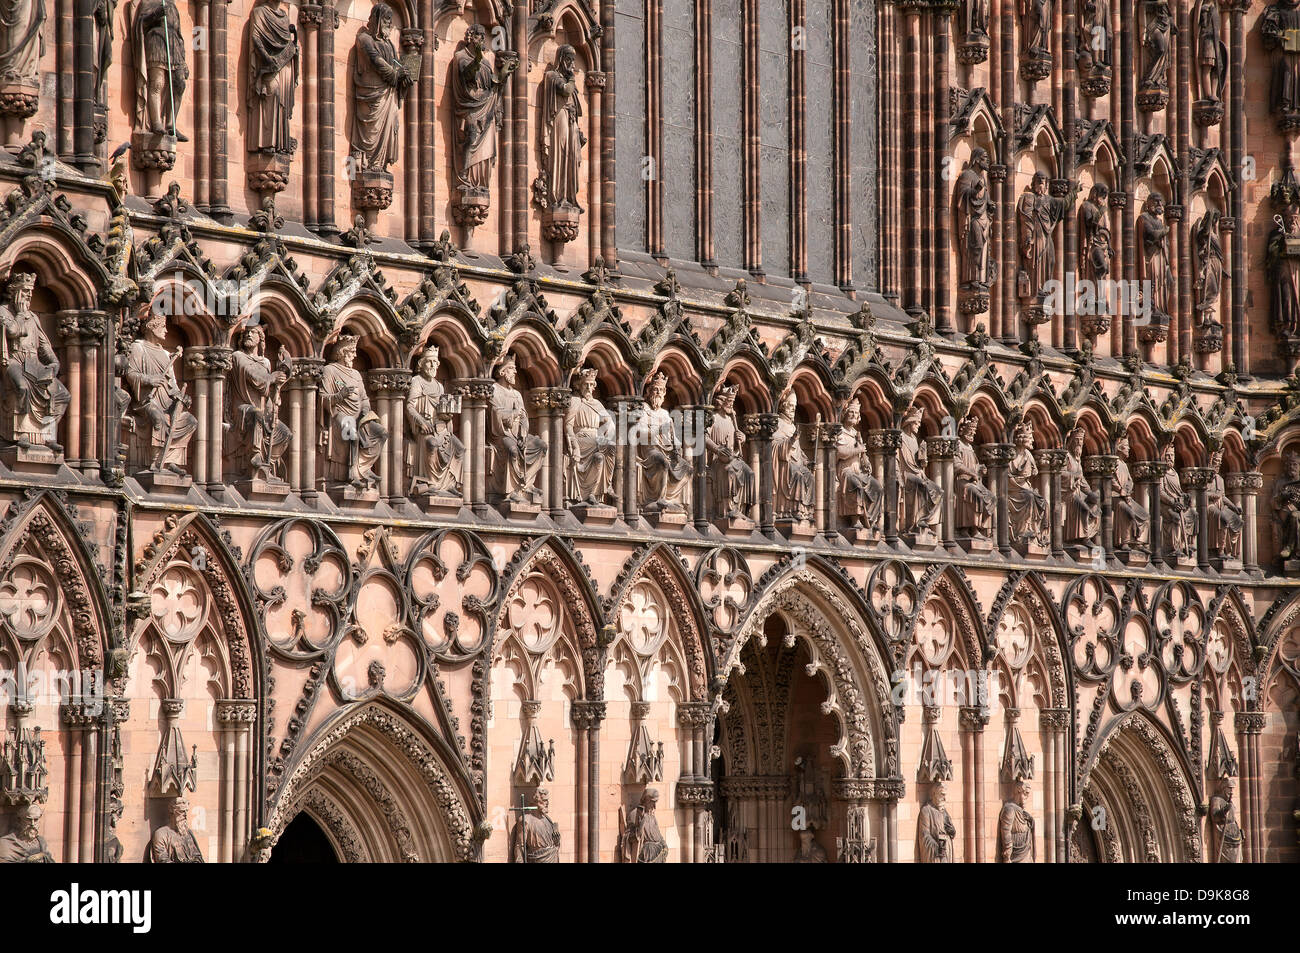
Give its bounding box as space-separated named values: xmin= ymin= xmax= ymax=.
xmin=300 ymin=6 xmax=321 ymax=230
xmin=195 ymin=0 xmax=212 ymax=211
xmin=318 ymin=3 xmax=339 ymax=237
xmin=209 ymin=0 xmax=232 ymax=220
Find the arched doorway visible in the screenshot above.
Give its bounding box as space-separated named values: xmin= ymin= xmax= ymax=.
xmin=269 ymin=813 xmax=339 ymax=863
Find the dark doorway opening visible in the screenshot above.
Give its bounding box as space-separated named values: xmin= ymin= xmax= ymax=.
xmin=268 ymin=812 xmax=339 ymax=863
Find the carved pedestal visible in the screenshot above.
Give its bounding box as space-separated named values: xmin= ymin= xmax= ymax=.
xmin=957 ymin=34 xmax=989 ymax=65
xmin=542 ymin=206 xmax=581 ymax=244
xmin=0 ymin=441 xmax=60 ymax=474
xmin=1193 ymin=99 xmax=1224 ymax=127
xmin=955 ymin=533 xmax=994 ymax=554
xmin=1137 ymin=86 xmax=1170 ymax=112
xmin=498 ymin=499 xmax=542 ymax=521
xmin=1020 ymin=52 xmax=1051 ymax=82
xmin=328 ymin=483 xmax=382 ymax=507
xmin=644 ymin=508 xmax=688 ymax=530
xmin=411 ymin=492 xmax=465 ymax=516
xmin=351 ymin=170 xmax=394 ymax=228
xmin=135 ymin=467 xmax=193 ymax=495
xmin=715 ymin=514 xmax=756 ymax=538
xmin=235 ymin=475 xmax=291 ymax=502
xmin=131 ymin=131 xmax=178 ymax=199
xmin=0 ymin=80 xmax=39 ymax=152
xmin=452 ymin=191 xmax=490 ymax=228
xmin=1080 ymin=67 xmax=1112 ymax=99
xmin=247 ymin=152 xmax=292 ymax=195
xmin=569 ymin=502 xmax=617 ymax=525
xmin=776 ymin=517 xmax=816 ymax=541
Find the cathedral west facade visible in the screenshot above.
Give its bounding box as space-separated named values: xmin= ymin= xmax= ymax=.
xmin=0 ymin=0 xmax=1296 ymax=865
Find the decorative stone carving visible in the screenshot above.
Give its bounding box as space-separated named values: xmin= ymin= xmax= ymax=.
xmin=1268 ymin=204 xmax=1300 ymax=344
xmin=899 ymin=405 xmax=942 ymax=543
xmin=1113 ymin=437 xmax=1150 ymax=554
xmin=0 ymin=802 xmax=52 ymax=862
xmin=0 ymin=725 xmax=47 ymax=804
xmin=1209 ymin=775 xmax=1243 ymax=863
xmin=1063 ymin=426 xmax=1101 ymax=549
xmin=1263 ymin=0 xmax=1300 ymax=133
xmin=148 ymin=797 xmax=204 ymax=863
xmin=533 ymin=44 xmax=586 ymax=243
xmin=1159 ymin=444 xmax=1198 ymax=563
xmin=449 ymin=24 xmax=518 ymax=227
xmin=917 ymin=780 xmax=957 ymax=863
xmin=1137 ymin=192 xmax=1175 ymax=327
xmin=1193 ymin=0 xmax=1227 ymax=124
xmin=997 ymin=778 xmax=1035 ymax=862
xmin=246 ymin=0 xmax=300 ymax=193
xmin=1019 ymin=0 xmax=1053 ymax=79
xmin=1206 ymin=447 xmax=1243 ymax=562
xmin=637 ymin=371 xmax=692 ymax=520
xmin=1273 ymin=450 xmax=1300 ymax=571
xmin=617 ymin=788 xmax=668 ymax=863
xmin=0 ymin=0 xmax=42 ymax=145
xmin=954 ymin=414 xmax=993 ymax=543
xmin=1008 ymin=421 xmax=1048 ymax=550
xmin=349 ymin=3 xmax=416 ymax=219
xmin=406 ymin=347 xmax=464 ymax=500
xmin=125 ymin=308 xmax=196 ymax=479
xmin=1137 ymin=1 xmax=1172 ymax=111
xmin=792 ymin=753 xmax=829 ymax=832
xmin=1193 ymin=210 xmax=1225 ymax=344
xmin=509 ymin=787 xmax=560 ymax=863
xmin=836 ymin=402 xmax=883 ymax=539
xmin=488 ymin=353 xmax=545 ymax=508
xmin=319 ymin=334 xmax=388 ymax=496
xmin=149 ymin=714 xmax=197 ymax=797
xmin=0 ymin=272 xmax=68 ymax=467
xmin=958 ymin=0 xmax=990 ymax=63
xmin=772 ymin=390 xmax=815 ymax=528
xmin=563 ymin=366 xmax=615 ymax=507
xmin=1016 ymin=172 xmax=1069 ymax=322
xmin=1077 ymin=0 xmax=1112 ymax=96
xmin=225 ymin=325 xmax=292 ymax=491
xmin=793 ymin=828 xmax=829 ymax=862
xmin=131 ymin=0 xmax=187 ymax=140
xmin=94 ymin=0 xmax=115 ymax=107
xmin=1078 ymin=183 xmax=1114 ymax=331
xmin=706 ymin=382 xmax=754 ymax=524
xmin=953 ymin=147 xmax=998 ymax=314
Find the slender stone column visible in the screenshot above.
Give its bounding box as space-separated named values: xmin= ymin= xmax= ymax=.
xmin=217 ymin=700 xmax=256 ymax=862
xmin=1227 ymin=472 xmax=1263 ymax=575
xmin=1235 ymin=711 xmax=1265 ymax=863
xmin=457 ymin=379 xmax=494 ymax=517
xmin=927 ymin=436 xmax=956 ymax=548
xmin=979 ymin=444 xmax=1013 ymax=556
xmin=204 ymin=348 xmax=233 ymax=494
xmin=1036 ymin=448 xmax=1067 ymax=559
xmin=956 ymin=706 xmax=984 ymax=862
xmin=876 ymin=429 xmax=902 ymax=546
xmin=1085 ymin=455 xmax=1119 ymax=561
xmin=317 ymin=2 xmax=340 ymax=236
xmin=616 ymin=397 xmax=644 ymax=526
xmin=1184 ymin=466 xmax=1214 ymax=572
xmin=679 ymin=405 xmax=712 ymax=531
xmin=290 ymin=359 xmax=324 ymax=501
xmin=1134 ymin=461 xmax=1167 ymax=567
xmin=572 ymin=700 xmax=606 ymax=862
xmin=208 ymin=0 xmax=232 ymax=220
xmin=818 ymin=420 xmax=842 ymax=542
xmin=529 ymin=388 xmax=571 ymax=519
xmin=299 ymin=6 xmax=322 ymax=229
xmin=370 ymin=369 xmax=412 ymax=505
xmin=416 ymin=1 xmax=436 ymax=246
xmin=1039 ymin=708 xmax=1069 ymax=863
xmin=747 ymin=413 xmax=779 ymax=538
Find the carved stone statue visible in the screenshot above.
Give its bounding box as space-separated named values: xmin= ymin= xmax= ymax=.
xmin=1020 ymin=0 xmax=1052 ymax=57
xmin=1272 ymin=450 xmax=1300 ymax=565
xmin=1268 ymin=205 xmax=1300 ymax=337
xmin=406 ymin=347 xmax=463 ymax=499
xmin=618 ymin=788 xmax=668 ymax=863
xmin=0 ymin=802 xmax=52 ymax=862
xmin=0 ymin=272 xmax=69 ymax=457
xmin=94 ymin=0 xmax=114 ymax=105
xmin=148 ymin=797 xmax=203 ymax=863
xmin=793 ymin=829 xmax=828 ymax=863
xmin=1113 ymin=437 xmax=1149 ymax=551
xmin=1194 ymin=210 xmax=1225 ymax=328
xmin=131 ymin=0 xmax=188 ymax=139
xmin=1207 ymin=448 xmax=1243 ymax=558
xmin=225 ymin=325 xmax=291 ymax=485
xmin=125 ymin=308 xmax=196 ymax=474
xmin=509 ymin=787 xmax=560 ymax=863
xmin=637 ymin=371 xmax=692 ymax=516
xmin=1139 ymin=2 xmax=1172 ymax=92
xmin=1262 ymin=0 xmax=1300 ymax=128
xmin=1008 ymin=421 xmax=1049 ymax=548
xmin=488 ymin=353 xmax=545 ymax=506
xmin=1063 ymin=426 xmax=1101 ymax=547
xmin=917 ymin=781 xmax=957 ymax=863
xmin=1017 ymin=172 xmax=1068 ymax=303
xmin=247 ymin=0 xmax=300 ymax=156
xmin=1159 ymin=443 xmax=1197 ymax=560
xmin=1078 ymin=0 xmax=1112 ymax=72
xmin=534 ymin=44 xmax=585 ymax=214
xmin=349 ymin=3 xmax=413 ymax=173
xmin=997 ymin=778 xmax=1035 ymax=863
xmin=964 ymin=0 xmax=989 ymax=38
xmin=449 ymin=24 xmax=517 ymax=226
xmin=953 ymin=147 xmax=998 ymax=297
xmin=1194 ymin=0 xmax=1227 ymax=104
xmin=954 ymin=414 xmax=993 ymax=540
xmin=1078 ymin=183 xmax=1114 ymax=311
xmin=1137 ymin=192 xmax=1174 ymax=325
xmin=706 ymin=382 xmax=754 ymax=520
xmin=0 ymin=0 xmax=44 ymax=83
xmin=1209 ymin=775 xmax=1243 ymax=863
xmin=836 ymin=402 xmax=882 ymax=533
xmin=319 ymin=334 xmax=387 ymax=492
xmin=564 ymin=366 xmax=615 ymax=506
xmin=899 ymin=405 xmax=942 ymax=538
xmin=773 ymin=390 xmax=815 ymax=524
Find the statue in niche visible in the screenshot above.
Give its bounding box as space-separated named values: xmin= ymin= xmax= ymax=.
xmin=953 ymin=147 xmax=998 ymax=293
xmin=226 ymin=325 xmax=291 ymax=484
xmin=1193 ymin=210 xmax=1225 ymax=329
xmin=564 ymin=366 xmax=615 ymax=505
xmin=0 ymin=271 xmax=69 ymax=456
xmin=917 ymin=780 xmax=957 ymax=863
xmin=0 ymin=0 xmax=43 ymax=84
xmin=1113 ymin=436 xmax=1149 ymax=551
xmin=964 ymin=0 xmax=989 ymax=39
xmin=148 ymin=797 xmax=203 ymax=863
xmin=406 ymin=347 xmax=463 ymax=499
xmin=836 ymin=402 xmax=882 ymax=533
xmin=1017 ymin=172 xmax=1068 ymax=303
xmin=899 ymin=405 xmax=942 ymax=538
xmin=1194 ymin=0 xmax=1227 ymax=104
xmin=319 ymin=334 xmax=387 ymax=492
xmin=1268 ymin=204 xmax=1300 ymax=337
xmin=1206 ymin=447 xmax=1243 ymax=558
xmin=533 ymin=44 xmax=585 ymax=214
xmin=1159 ymin=443 xmax=1198 ymax=559
xmin=94 ymin=0 xmax=115 ymax=106
xmin=509 ymin=787 xmax=560 ymax=864
xmin=125 ymin=307 xmax=196 ymax=474
xmin=449 ymin=24 xmax=518 ymax=225
xmin=617 ymin=788 xmax=668 ymax=863
xmin=705 ymin=382 xmax=754 ymax=520
xmin=772 ymin=390 xmax=815 ymax=523
xmin=637 ymin=371 xmax=692 ymax=516
xmin=1139 ymin=1 xmax=1172 ymax=91
xmin=1077 ymin=0 xmax=1111 ymax=72
xmin=793 ymin=830 xmax=828 ymax=863
xmin=1008 ymin=421 xmax=1049 ymax=548
xmin=488 ymin=353 xmax=545 ymax=505
xmin=1209 ymin=775 xmax=1242 ymax=863
xmin=349 ymin=3 xmax=414 ymax=173
xmin=792 ymin=754 xmax=829 ymax=832
xmin=954 ymin=414 xmax=993 ymax=539
xmin=1063 ymin=426 xmax=1101 ymax=546
xmin=0 ymin=803 xmax=52 ymax=862
xmin=1262 ymin=0 xmax=1300 ymax=126
xmin=247 ymin=0 xmax=300 ymax=156
xmin=1137 ymin=192 xmax=1174 ymax=325
xmin=131 ymin=0 xmax=188 ymax=139
xmin=998 ymin=778 xmax=1035 ymax=863
xmin=1019 ymin=0 xmax=1052 ymax=57
xmin=1272 ymin=450 xmax=1300 ymax=564
xmin=1078 ymin=183 xmax=1114 ymax=311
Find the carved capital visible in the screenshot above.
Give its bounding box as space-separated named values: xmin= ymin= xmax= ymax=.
xmin=1084 ymin=454 xmax=1119 ymax=479
xmin=925 ymin=436 xmax=957 ymax=460
xmin=1234 ymin=711 xmax=1265 ymax=733
xmin=289 ymin=357 xmax=325 ymax=388
xmin=675 ymin=779 xmax=715 ymax=806
xmin=958 ymin=705 xmax=990 ymax=731
xmin=367 ymin=367 xmax=412 ymax=397
xmin=455 ymin=377 xmax=495 ymax=403
xmin=528 ymin=386 xmax=572 ymax=413
xmin=570 ymin=700 xmax=607 ymax=730
xmin=1225 ymin=472 xmax=1263 ymax=494
xmin=1131 ymin=460 xmax=1169 ymax=484
xmin=215 ymin=700 xmax=257 ymax=725
xmin=1034 ymin=448 xmax=1069 ymax=473
xmin=676 ymin=702 xmax=713 ymax=728
xmin=1039 ymin=708 xmax=1070 ymax=732
xmin=720 ymin=775 xmax=792 ymax=800
xmin=872 ymin=428 xmax=903 ymax=454
xmin=1181 ymin=466 xmax=1215 ymax=491
xmin=978 ymin=442 xmax=1014 ymax=467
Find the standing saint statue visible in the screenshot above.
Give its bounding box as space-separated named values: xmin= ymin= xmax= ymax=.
xmin=899 ymin=405 xmax=943 ymax=538
xmin=0 ymin=0 xmax=43 ymax=83
xmin=406 ymin=347 xmax=463 ymax=499
xmin=247 ymin=0 xmax=299 ymax=156
xmin=319 ymin=334 xmax=387 ymax=492
xmin=1269 ymin=205 xmax=1300 ymax=337
xmin=534 ymin=44 xmax=585 ymax=212
xmin=954 ymin=414 xmax=993 ymax=539
xmin=349 ymin=3 xmax=413 ymax=172
xmin=1062 ymin=426 xmax=1101 ymax=547
xmin=1138 ymin=192 xmax=1175 ymax=325
xmin=772 ymin=390 xmax=815 ymax=524
xmin=917 ymin=781 xmax=957 ymax=863
xmin=1017 ymin=172 xmax=1069 ymax=303
xmin=998 ymin=779 xmax=1035 ymax=863
xmin=1194 ymin=0 xmax=1228 ymax=103
xmin=509 ymin=788 xmax=560 ymax=864
xmin=563 ymin=366 xmax=615 ymax=506
xmin=1020 ymin=0 xmax=1051 ymax=57
xmin=1193 ymin=210 xmax=1224 ymax=328
xmin=1112 ymin=436 xmax=1149 ymax=551
xmin=94 ymin=0 xmax=114 ymax=105
xmin=836 ymin=402 xmax=882 ymax=533
xmin=618 ymin=788 xmax=668 ymax=863
xmin=1209 ymin=775 xmax=1243 ymax=863
xmin=1158 ymin=443 xmax=1198 ymax=559
xmin=1262 ymin=0 xmax=1300 ymax=124
xmin=1008 ymin=420 xmax=1049 ymax=548
xmin=488 ymin=353 xmax=545 ymax=505
xmin=0 ymin=272 xmax=69 ymax=456
xmin=449 ymin=24 xmax=517 ymax=218
xmin=1273 ymin=450 xmax=1300 ymax=564
xmin=132 ymin=0 xmax=188 ymax=139
xmin=706 ymin=382 xmax=754 ymax=521
xmin=637 ymin=372 xmax=692 ymax=515
xmin=952 ymin=147 xmax=997 ymax=292
xmin=1206 ymin=447 xmax=1243 ymax=558
xmin=125 ymin=307 xmax=196 ymax=474
xmin=1140 ymin=1 xmax=1172 ymax=91
xmin=225 ymin=325 xmax=291 ymax=484
xmin=1078 ymin=183 xmax=1114 ymax=311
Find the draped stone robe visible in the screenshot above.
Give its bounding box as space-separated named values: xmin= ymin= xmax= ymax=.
xmin=836 ymin=428 xmax=882 ymax=530
xmin=917 ymin=802 xmax=956 ymax=863
xmin=1207 ymin=471 xmax=1243 ymax=557
xmin=227 ymin=348 xmax=291 ymax=480
xmin=998 ymin=800 xmax=1035 ymax=863
xmin=954 ymin=437 xmax=994 ymax=536
xmin=509 ymin=811 xmax=560 ymax=863
xmin=1112 ymin=456 xmax=1149 ymax=549
xmin=899 ymin=429 xmax=942 ymax=533
xmin=489 ymin=381 xmax=545 ymax=502
xmin=638 ymin=405 xmax=691 ymax=513
xmin=125 ymin=337 xmax=197 ymax=470
xmin=1008 ymin=447 xmax=1048 ymax=546
xmin=538 ymin=61 xmax=584 ymax=209
xmin=0 ymin=303 xmax=69 ymax=446
xmin=319 ymin=361 xmax=387 ymax=488
xmin=1062 ymin=450 xmax=1101 ymax=544
xmin=706 ymin=410 xmax=754 ymax=519
xmin=1159 ymin=467 xmax=1198 ymax=557
xmin=772 ymin=414 xmax=814 ymax=521
xmin=148 ymin=824 xmax=203 ymax=863
xmin=451 ymin=41 xmax=505 ymax=193
xmin=406 ymin=374 xmax=463 ymax=497
xmin=350 ymin=26 xmax=408 ymax=171
xmin=248 ymin=1 xmax=299 ymax=155
xmin=0 ymin=829 xmax=52 ymax=862
xmin=564 ymin=392 xmax=615 ymax=504
xmin=0 ymin=0 xmax=44 ymax=81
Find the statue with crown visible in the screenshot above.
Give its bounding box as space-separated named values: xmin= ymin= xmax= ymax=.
xmin=564 ymin=365 xmax=617 ymax=521
xmin=320 ymin=333 xmax=388 ymax=501
xmin=406 ymin=345 xmax=464 ymax=507
xmin=488 ymin=352 xmax=546 ymax=512
xmin=637 ymin=370 xmax=692 ymax=525
xmin=0 ymin=271 xmax=70 ymax=470
xmin=706 ymin=380 xmax=754 ymax=532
